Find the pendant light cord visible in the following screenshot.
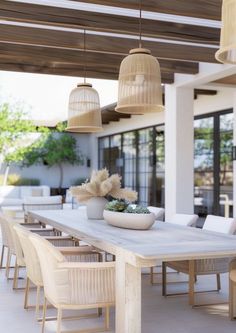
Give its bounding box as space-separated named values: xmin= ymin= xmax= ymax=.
xmin=139 ymin=0 xmax=142 ymax=48
xmin=83 ymin=29 xmax=87 ymax=84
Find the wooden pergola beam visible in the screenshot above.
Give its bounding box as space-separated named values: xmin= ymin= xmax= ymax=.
xmin=0 ymin=1 xmax=220 ymax=45
xmin=0 ymin=23 xmax=217 ymax=63
xmin=0 ymin=42 xmax=198 ymax=79
xmin=74 ymin=0 xmax=222 ymax=20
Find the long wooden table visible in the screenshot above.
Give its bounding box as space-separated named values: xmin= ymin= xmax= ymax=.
xmin=30 ymin=209 xmax=236 ymax=333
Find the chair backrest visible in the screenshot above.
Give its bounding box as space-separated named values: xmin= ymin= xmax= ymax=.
xmin=13 ymin=224 xmax=43 ymax=286
xmin=23 ymin=195 xmax=63 ymax=213
xmin=29 ymin=233 xmax=65 ymax=303
xmin=5 ymin=218 xmax=25 ymax=266
xmin=147 ymin=206 xmax=165 ymax=221
xmin=0 ymin=213 xmax=17 ymax=253
xmin=203 ymin=215 xmax=236 ymax=234
xmin=168 ymin=213 xmax=198 ymax=226
xmin=0 ymin=212 xmax=11 ymax=247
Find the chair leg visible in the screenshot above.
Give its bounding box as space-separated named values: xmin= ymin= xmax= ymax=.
xmin=24 ymin=277 xmax=30 ymax=309
xmin=13 ymin=262 xmax=19 ymax=289
xmin=105 ymin=306 xmax=110 ymax=330
xmin=56 ymin=308 xmax=62 ymax=333
xmin=229 ymin=279 xmax=235 ymax=320
xmin=216 ymin=273 xmax=221 ymax=291
xmin=0 ymin=245 xmax=5 ymax=268
xmin=6 ymin=250 xmax=11 ymax=278
xmin=41 ymin=297 xmax=47 ymax=333
xmin=189 ymin=260 xmax=195 ymax=306
xmin=162 ymin=262 xmax=167 ymax=296
xmin=150 ymin=267 xmax=154 ymax=284
xmin=35 ymin=286 xmax=41 ymax=319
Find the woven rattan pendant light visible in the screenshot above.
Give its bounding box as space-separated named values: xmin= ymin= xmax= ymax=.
xmin=215 ymin=0 xmax=236 ymax=64
xmin=66 ymin=30 xmax=103 ymax=133
xmin=115 ymin=0 xmax=164 ymax=115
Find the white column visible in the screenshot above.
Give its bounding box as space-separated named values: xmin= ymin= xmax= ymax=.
xmin=165 ymin=85 xmax=194 ymax=221
xmin=233 ymin=93 xmax=236 ymax=218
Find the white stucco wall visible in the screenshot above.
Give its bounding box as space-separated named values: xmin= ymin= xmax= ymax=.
xmin=95 ymin=88 xmax=234 ymax=139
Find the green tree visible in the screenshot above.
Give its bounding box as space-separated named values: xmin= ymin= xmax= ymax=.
xmin=0 ymin=103 xmax=37 ymax=185
xmin=22 ymin=128 xmax=84 ymax=190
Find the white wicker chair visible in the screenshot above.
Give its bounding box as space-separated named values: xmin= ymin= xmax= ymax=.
xmin=0 ymin=213 xmax=19 ymax=279
xmin=23 ymin=195 xmax=63 ymax=223
xmin=168 ymin=213 xmax=198 ymax=226
xmin=147 ymin=206 xmax=165 ymax=221
xmin=163 ymin=215 xmax=236 ymax=306
xmin=29 ymin=232 xmax=115 ymax=333
xmin=150 ymin=213 xmax=198 ymax=284
xmin=2 ymin=214 xmax=74 ymax=289
xmin=14 ymin=224 xmax=101 ymax=319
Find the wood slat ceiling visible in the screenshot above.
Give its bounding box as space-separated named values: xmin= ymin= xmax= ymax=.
xmin=213 ymin=75 xmax=236 ymax=86
xmin=0 ymin=0 xmax=223 ymax=83
xmin=75 ymin=0 xmax=222 ymax=20
xmin=0 ymin=2 xmax=220 ymax=44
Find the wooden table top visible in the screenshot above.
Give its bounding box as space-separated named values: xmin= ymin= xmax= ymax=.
xmin=30 ymin=209 xmax=236 ymax=266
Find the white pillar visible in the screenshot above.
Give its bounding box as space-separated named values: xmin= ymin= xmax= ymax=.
xmin=233 ymin=92 xmax=236 ymax=218
xmin=165 ymin=85 xmax=194 ymax=221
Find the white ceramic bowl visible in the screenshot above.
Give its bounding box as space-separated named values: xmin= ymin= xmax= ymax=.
xmin=103 ymin=210 xmax=155 ymax=230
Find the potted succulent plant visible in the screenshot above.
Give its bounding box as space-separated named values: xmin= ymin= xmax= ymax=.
xmin=70 ymin=169 xmax=137 ymax=219
xmin=103 ymin=200 xmax=155 ymax=230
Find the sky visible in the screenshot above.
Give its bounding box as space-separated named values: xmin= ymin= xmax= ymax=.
xmin=0 ymin=71 xmax=118 ymax=123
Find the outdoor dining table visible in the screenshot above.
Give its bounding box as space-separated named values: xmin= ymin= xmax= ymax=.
xmin=30 ymin=209 xmax=236 ymax=333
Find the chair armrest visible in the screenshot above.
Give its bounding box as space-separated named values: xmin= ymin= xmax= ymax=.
xmin=20 ymin=223 xmax=42 ymax=228
xmin=45 ymin=236 xmax=73 ymax=241
xmin=58 ymin=261 xmax=115 ymax=269
xmin=30 ymin=227 xmax=54 ymax=232
xmin=58 ymin=246 xmax=98 ymax=255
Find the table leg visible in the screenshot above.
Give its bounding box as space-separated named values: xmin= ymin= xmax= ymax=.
xmin=115 ymin=252 xmax=142 ymax=333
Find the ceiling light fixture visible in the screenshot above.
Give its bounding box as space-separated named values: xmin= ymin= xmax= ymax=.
xmin=66 ymin=30 xmax=103 ymax=133
xmin=115 ymin=0 xmax=164 ymax=115
xmin=215 ymin=0 xmax=236 ymax=64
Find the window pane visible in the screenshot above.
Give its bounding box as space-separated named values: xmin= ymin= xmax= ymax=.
xmin=219 ymin=113 xmax=233 ymax=217
xmin=138 ymin=128 xmax=153 ymax=206
xmin=194 ymin=117 xmax=214 ymax=215
xmin=123 ymin=132 xmax=137 ymax=190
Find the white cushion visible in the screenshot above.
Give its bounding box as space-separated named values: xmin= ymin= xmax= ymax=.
xmin=168 ymin=213 xmax=198 ymax=226
xmin=20 ymin=186 xmax=50 ymax=198
xmin=40 ymin=186 xmax=50 ymax=196
xmin=0 ymin=186 xmax=20 ymax=198
xmin=203 ymin=215 xmax=236 ymax=235
xmin=23 ymin=195 xmax=62 ymax=205
xmin=147 ymin=206 xmax=165 ymax=221
xmin=0 ymin=198 xmax=23 ymax=206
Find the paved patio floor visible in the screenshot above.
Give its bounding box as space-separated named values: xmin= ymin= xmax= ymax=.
xmin=1 ymin=254 xmax=236 ymax=333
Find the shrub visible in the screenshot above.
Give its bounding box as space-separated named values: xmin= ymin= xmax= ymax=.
xmin=71 ymin=177 xmax=88 ymax=186
xmin=0 ymin=174 xmax=40 ymax=186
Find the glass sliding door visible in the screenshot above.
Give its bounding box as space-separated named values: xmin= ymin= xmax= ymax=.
xmin=194 ymin=110 xmax=233 ymax=217
xmin=110 ymin=134 xmax=122 ymax=175
xmin=98 ymin=137 xmax=110 ymax=169
xmin=98 ymin=124 xmax=165 ymax=207
xmin=194 ymin=117 xmax=214 ymax=215
xmin=123 ymin=131 xmax=137 ymax=190
xmin=219 ymin=113 xmax=233 ymax=217
xmin=137 ymin=128 xmax=154 ymax=206
xmin=155 ymin=125 xmax=165 ymax=207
